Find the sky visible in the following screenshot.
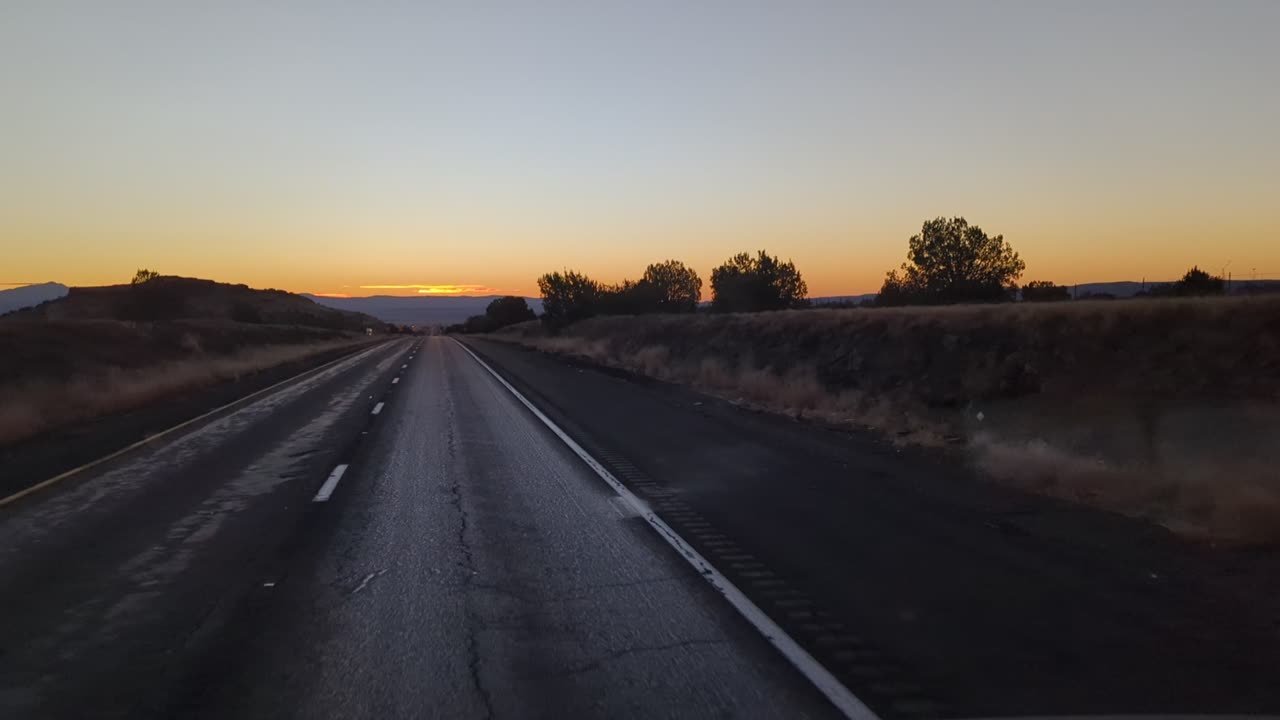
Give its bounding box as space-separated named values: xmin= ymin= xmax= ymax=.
xmin=2 ymin=0 xmax=1278 ymax=297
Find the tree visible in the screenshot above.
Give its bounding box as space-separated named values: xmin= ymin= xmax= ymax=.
xmin=132 ymin=268 xmax=160 ymax=285
xmin=878 ymin=217 xmax=1025 ymax=305
xmin=484 ymin=295 xmax=536 ymax=329
xmin=1177 ymin=266 xmax=1225 ymax=296
xmin=1144 ymin=266 xmax=1226 ymax=298
xmin=641 ymin=260 xmax=702 ymax=312
xmin=1022 ymin=280 xmax=1070 ymax=302
xmin=710 ymin=250 xmax=808 ymax=312
xmin=537 ymin=270 xmax=601 ymax=329
xmin=595 ymin=280 xmax=653 ymax=316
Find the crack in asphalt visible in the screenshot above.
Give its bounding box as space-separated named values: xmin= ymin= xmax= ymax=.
xmin=442 ymin=376 xmax=497 ymax=720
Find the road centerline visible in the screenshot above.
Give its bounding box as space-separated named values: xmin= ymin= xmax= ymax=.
xmin=313 ymin=464 xmax=349 ymax=502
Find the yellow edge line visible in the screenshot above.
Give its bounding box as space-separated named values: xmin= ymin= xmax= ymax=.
xmin=0 ymin=341 xmax=389 ymax=509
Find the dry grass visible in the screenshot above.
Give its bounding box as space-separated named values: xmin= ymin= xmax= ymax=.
xmin=0 ymin=331 xmax=369 ymax=446
xmin=497 ymin=295 xmax=1280 ymax=543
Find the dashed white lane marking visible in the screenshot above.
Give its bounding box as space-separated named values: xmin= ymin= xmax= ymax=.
xmin=351 ymin=569 xmax=389 ymax=595
xmin=372 ymin=402 xmax=385 ymax=415
xmin=392 ymin=377 xmax=400 ymax=384
xmin=313 ymin=464 xmax=349 ymax=502
xmin=453 ymin=339 xmax=879 ymax=720
xmin=401 ymin=364 xmax=408 ymax=369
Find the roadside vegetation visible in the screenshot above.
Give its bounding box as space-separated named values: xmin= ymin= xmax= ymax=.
xmin=474 ymin=217 xmax=1280 ymax=543
xmin=0 ymin=273 xmax=384 ymax=446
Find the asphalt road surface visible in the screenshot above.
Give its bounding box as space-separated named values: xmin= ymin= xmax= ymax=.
xmin=0 ymin=338 xmax=835 ymax=719
xmin=2 ymin=335 xmax=1279 ymax=719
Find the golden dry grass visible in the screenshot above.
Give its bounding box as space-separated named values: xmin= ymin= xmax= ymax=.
xmin=0 ymin=339 xmax=368 ymax=446
xmin=497 ymin=295 xmax=1280 ymax=543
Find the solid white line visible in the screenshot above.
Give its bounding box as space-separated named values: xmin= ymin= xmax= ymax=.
xmin=452 ymin=339 xmax=879 ymax=720
xmin=392 ymin=377 xmax=400 ymax=384
xmin=313 ymin=464 xmax=349 ymax=502
xmin=371 ymin=402 xmax=385 ymax=415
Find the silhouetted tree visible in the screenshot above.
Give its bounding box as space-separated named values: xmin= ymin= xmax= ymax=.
xmin=593 ymin=280 xmax=650 ymax=315
xmin=538 ymin=270 xmax=601 ymax=329
xmin=484 ymin=295 xmax=536 ymax=329
xmin=710 ymin=250 xmax=808 ymax=312
xmin=1021 ymin=280 xmax=1070 ymax=302
xmin=878 ymin=217 xmax=1024 ymax=305
xmin=1177 ymin=266 xmax=1225 ymax=296
xmin=132 ymin=268 xmax=160 ymax=285
xmin=641 ymin=260 xmax=702 ymax=312
xmin=1143 ymin=267 xmax=1226 ymax=298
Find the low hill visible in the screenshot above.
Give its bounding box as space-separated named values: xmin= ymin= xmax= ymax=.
xmin=304 ymin=293 xmax=543 ymax=326
xmin=0 ymin=276 xmax=384 ymax=447
xmin=0 ymin=282 xmax=69 ymax=315
xmin=12 ymin=276 xmax=382 ymax=331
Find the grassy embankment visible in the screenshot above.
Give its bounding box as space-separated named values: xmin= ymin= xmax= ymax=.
xmin=0 ymin=320 xmax=373 ymax=446
xmin=498 ymin=296 xmax=1280 ymax=543
xmin=0 ymin=276 xmax=384 ymax=446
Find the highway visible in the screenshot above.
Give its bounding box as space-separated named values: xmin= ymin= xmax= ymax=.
xmin=2 ymin=336 xmax=1279 ymax=719
xmin=0 ymin=338 xmax=834 ymax=719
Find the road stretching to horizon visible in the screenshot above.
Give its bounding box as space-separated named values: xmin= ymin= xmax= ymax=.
xmin=2 ymin=337 xmax=1279 ymax=719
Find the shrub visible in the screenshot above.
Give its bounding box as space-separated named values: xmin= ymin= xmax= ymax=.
xmin=1022 ymin=280 xmax=1070 ymax=302
xmin=484 ymin=296 xmax=537 ymax=329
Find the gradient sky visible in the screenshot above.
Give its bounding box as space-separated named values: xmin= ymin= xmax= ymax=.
xmin=3 ymin=1 xmax=1278 ymax=297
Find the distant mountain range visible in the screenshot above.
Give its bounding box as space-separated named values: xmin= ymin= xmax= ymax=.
xmin=1037 ymin=280 xmax=1280 ymax=298
xmin=0 ymin=282 xmax=69 ymax=315
xmin=303 ymin=294 xmax=544 ymax=326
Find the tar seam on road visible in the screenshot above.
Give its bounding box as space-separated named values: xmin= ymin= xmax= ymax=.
xmin=452 ymin=338 xmax=880 ymax=720
xmin=0 ymin=342 xmax=389 ymax=510
xmin=372 ymin=402 xmax=385 ymax=416
xmin=313 ymin=464 xmax=349 ymax=502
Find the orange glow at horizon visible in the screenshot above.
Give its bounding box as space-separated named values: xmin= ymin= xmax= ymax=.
xmin=358 ymin=284 xmax=513 ymax=296
xmin=4 ymin=3 xmax=1277 ymax=299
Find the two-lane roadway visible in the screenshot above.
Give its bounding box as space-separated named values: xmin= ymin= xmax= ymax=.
xmin=0 ymin=338 xmax=839 ymax=719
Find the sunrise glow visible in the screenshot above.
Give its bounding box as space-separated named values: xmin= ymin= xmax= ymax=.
xmin=3 ymin=3 xmax=1277 ymax=297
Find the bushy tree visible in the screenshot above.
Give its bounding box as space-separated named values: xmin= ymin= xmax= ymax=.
xmin=879 ymin=217 xmax=1024 ymax=305
xmin=1022 ymin=280 xmax=1070 ymax=302
xmin=537 ymin=270 xmax=600 ymax=329
xmin=641 ymin=260 xmax=702 ymax=312
xmin=1176 ymin=266 xmax=1225 ymax=296
xmin=1145 ymin=266 xmax=1227 ymax=298
xmin=132 ymin=268 xmax=160 ymax=285
xmin=484 ymin=295 xmax=536 ymax=328
xmin=592 ymin=280 xmax=650 ymax=316
xmin=710 ymin=250 xmax=808 ymax=313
